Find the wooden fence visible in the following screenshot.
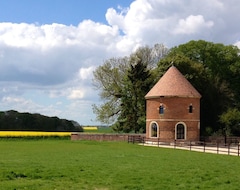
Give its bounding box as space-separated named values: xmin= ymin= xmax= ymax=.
xmin=127 ymin=135 xmax=144 ymax=143
xmin=128 ymin=136 xmax=240 ymax=156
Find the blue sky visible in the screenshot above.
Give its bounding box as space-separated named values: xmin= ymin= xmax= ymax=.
xmin=0 ymin=0 xmax=240 ymax=126
xmin=0 ymin=0 xmax=132 ymax=25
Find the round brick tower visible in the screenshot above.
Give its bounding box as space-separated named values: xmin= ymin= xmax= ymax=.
xmin=145 ymin=66 xmax=201 ymax=142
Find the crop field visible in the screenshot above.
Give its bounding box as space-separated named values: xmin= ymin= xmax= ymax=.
xmin=83 ymin=126 xmax=113 ymax=133
xmin=0 ymin=131 xmax=71 ymax=137
xmin=1 ymin=139 xmax=240 ymax=190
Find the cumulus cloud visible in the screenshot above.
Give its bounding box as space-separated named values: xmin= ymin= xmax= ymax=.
xmin=68 ymin=89 xmax=85 ymax=100
xmin=173 ymin=15 xmax=214 ymax=34
xmin=234 ymin=41 xmax=240 ymax=49
xmin=1 ymin=95 xmax=58 ymax=115
xmin=0 ymin=0 xmax=240 ymax=124
xmin=79 ymin=66 xmax=95 ymax=80
xmin=112 ymin=0 xmax=240 ymax=47
xmin=0 ymin=22 xmax=116 ymax=82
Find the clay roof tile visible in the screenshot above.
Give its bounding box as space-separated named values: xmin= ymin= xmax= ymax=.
xmin=145 ymin=66 xmax=201 ymax=99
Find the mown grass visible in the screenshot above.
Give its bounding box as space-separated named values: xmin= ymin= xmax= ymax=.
xmin=0 ymin=139 xmax=240 ymax=190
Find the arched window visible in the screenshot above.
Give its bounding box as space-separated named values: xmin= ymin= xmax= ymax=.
xmin=176 ymin=123 xmax=186 ymax=140
xmin=150 ymin=122 xmax=158 ymax=137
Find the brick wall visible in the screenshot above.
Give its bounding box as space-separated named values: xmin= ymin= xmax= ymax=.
xmin=146 ymin=96 xmax=200 ymax=141
xmin=71 ymin=133 xmax=145 ymax=141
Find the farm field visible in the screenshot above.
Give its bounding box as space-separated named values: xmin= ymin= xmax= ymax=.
xmin=83 ymin=126 xmax=113 ymax=133
xmin=0 ymin=139 xmax=240 ymax=190
xmin=0 ymin=131 xmax=71 ymax=137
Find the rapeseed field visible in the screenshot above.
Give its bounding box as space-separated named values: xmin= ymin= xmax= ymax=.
xmin=0 ymin=131 xmax=71 ymax=137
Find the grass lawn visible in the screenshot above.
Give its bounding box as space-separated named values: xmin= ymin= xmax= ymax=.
xmin=0 ymin=138 xmax=240 ymax=190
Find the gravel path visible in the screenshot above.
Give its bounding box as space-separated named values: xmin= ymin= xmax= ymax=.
xmin=141 ymin=143 xmax=240 ymax=156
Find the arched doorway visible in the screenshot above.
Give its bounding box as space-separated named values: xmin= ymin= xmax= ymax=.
xmin=150 ymin=122 xmax=159 ymax=138
xmin=175 ymin=122 xmax=186 ymax=140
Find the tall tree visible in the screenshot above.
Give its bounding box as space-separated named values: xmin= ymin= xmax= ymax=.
xmin=158 ymin=40 xmax=240 ymax=135
xmin=117 ymin=57 xmax=152 ymax=133
xmin=219 ymin=108 xmax=240 ymax=137
xmin=92 ymin=57 xmax=129 ymax=124
xmin=93 ymin=44 xmax=168 ymax=131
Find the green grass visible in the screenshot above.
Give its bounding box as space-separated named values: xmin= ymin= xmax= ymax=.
xmin=0 ymin=139 xmax=240 ymax=190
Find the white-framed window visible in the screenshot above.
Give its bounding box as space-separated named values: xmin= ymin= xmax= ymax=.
xmin=150 ymin=122 xmax=159 ymax=138
xmin=175 ymin=122 xmax=187 ymax=140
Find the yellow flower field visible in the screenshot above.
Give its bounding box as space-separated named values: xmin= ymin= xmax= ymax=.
xmin=0 ymin=131 xmax=71 ymax=137
xmin=82 ymin=127 xmax=98 ymax=130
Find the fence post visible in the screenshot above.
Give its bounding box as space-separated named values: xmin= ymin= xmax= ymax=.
xmin=158 ymin=138 xmax=160 ymax=147
xmin=238 ymin=144 xmax=240 ymax=157
xmin=190 ymin=141 xmax=191 ymax=151
xmin=228 ymin=143 xmax=230 ymax=155
xmin=174 ymin=140 xmax=176 ymax=149
xmin=217 ymin=142 xmax=219 ymax=154
xmin=203 ymin=140 xmax=205 ymax=153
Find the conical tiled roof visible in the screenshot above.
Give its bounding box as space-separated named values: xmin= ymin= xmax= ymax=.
xmin=145 ymin=66 xmax=201 ymax=99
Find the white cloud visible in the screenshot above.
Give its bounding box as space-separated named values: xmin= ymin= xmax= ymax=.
xmin=234 ymin=41 xmax=240 ymax=49
xmin=1 ymin=96 xmax=59 ymax=116
xmin=68 ymin=89 xmax=85 ymax=100
xmin=1 ymin=0 xmax=240 ymax=125
xmin=2 ymin=96 xmax=28 ymax=104
xmin=106 ymin=8 xmax=125 ymax=30
xmin=79 ymin=66 xmax=95 ymax=80
xmin=173 ymin=15 xmax=214 ymax=34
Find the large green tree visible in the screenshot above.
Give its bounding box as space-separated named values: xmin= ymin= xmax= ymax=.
xmin=92 ymin=57 xmax=129 ymax=124
xmin=114 ymin=54 xmax=153 ymax=133
xmin=219 ymin=108 xmax=240 ymax=137
xmin=93 ymin=44 xmax=168 ymax=132
xmin=158 ymin=40 xmax=240 ymax=135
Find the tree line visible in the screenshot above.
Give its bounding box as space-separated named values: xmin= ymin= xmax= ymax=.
xmin=0 ymin=110 xmax=83 ymax=132
xmin=93 ymin=40 xmax=240 ymax=136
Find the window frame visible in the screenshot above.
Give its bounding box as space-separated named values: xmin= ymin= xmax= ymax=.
xmin=175 ymin=122 xmax=187 ymax=140
xmin=150 ymin=121 xmax=159 ymax=138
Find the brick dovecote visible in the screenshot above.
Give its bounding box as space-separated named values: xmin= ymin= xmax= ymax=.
xmin=145 ymin=66 xmax=201 ymax=142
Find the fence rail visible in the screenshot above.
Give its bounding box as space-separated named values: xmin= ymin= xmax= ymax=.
xmin=127 ymin=135 xmax=144 ymax=144
xmin=128 ymin=135 xmax=240 ymax=156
